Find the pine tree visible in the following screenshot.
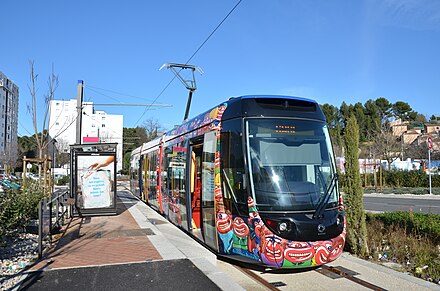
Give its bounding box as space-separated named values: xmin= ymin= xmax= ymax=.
xmin=343 ymin=114 xmax=368 ymax=256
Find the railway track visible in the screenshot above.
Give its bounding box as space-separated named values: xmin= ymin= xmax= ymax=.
xmin=120 ymin=183 xmax=434 ymax=291
xmin=235 ymin=264 xmax=388 ymax=290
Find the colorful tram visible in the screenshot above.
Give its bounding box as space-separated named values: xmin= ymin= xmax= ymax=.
xmin=130 ymin=95 xmax=346 ymax=268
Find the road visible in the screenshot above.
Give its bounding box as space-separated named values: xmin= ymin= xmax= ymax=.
xmin=363 ymin=194 xmax=440 ymax=214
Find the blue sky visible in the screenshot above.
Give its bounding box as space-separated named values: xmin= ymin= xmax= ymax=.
xmin=2 ymin=0 xmax=440 ymax=136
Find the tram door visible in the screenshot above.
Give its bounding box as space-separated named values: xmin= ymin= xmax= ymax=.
xmin=142 ymin=157 xmax=148 ymax=202
xmin=190 ymin=143 xmax=204 ymax=241
xmin=201 ymin=131 xmax=218 ymax=250
xmin=189 ymin=132 xmax=218 ymax=249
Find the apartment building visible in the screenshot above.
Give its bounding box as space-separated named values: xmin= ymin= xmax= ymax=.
xmin=49 ymin=99 xmax=123 ymax=171
xmin=0 ymin=71 xmax=19 ymax=169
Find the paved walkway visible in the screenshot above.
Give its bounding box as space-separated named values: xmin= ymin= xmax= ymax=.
xmin=20 ymin=187 xmax=243 ymax=291
xmin=31 ymin=193 xmax=161 ymax=270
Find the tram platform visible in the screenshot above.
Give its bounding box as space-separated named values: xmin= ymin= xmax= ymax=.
xmin=19 ymin=186 xmax=244 ymax=290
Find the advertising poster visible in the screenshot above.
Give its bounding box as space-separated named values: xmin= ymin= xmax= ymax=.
xmin=76 ymin=154 xmax=115 ymax=209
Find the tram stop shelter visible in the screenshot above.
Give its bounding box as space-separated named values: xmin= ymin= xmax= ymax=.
xmin=70 ymin=143 xmax=117 ymax=216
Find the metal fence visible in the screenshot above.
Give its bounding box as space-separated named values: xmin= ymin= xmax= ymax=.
xmin=38 ymin=189 xmax=72 ymax=258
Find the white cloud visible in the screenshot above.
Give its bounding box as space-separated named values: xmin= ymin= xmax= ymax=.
xmin=374 ymin=0 xmax=440 ymax=30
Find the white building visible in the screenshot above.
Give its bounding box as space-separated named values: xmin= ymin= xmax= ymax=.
xmin=49 ymin=99 xmax=123 ymax=171
xmin=0 ymin=71 xmax=19 ymax=170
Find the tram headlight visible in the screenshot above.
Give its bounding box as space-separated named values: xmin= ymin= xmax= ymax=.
xmin=336 ymin=214 xmax=344 ymax=227
xmin=278 ymin=221 xmax=288 ymax=232
xmin=265 ymin=218 xmax=294 ymax=236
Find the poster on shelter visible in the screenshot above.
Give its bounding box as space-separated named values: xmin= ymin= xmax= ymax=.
xmin=77 ymin=154 xmax=114 ymax=209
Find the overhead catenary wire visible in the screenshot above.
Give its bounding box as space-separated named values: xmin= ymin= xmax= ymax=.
xmin=52 ymin=112 xmax=80 ymax=140
xmin=83 ymin=112 xmax=119 ymax=140
xmin=86 ymin=84 xmax=155 ymax=102
xmin=184 ymin=0 xmax=243 ymax=65
xmin=18 ymin=121 xmax=34 ymax=136
xmin=86 ymin=86 xmax=124 ymax=104
xmin=133 ymin=0 xmax=243 ymax=127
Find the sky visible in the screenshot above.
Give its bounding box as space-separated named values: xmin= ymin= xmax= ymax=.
xmin=1 ymin=0 xmax=440 ymax=136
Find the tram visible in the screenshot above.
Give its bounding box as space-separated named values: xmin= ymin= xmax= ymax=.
xmin=130 ymin=95 xmax=346 ymax=268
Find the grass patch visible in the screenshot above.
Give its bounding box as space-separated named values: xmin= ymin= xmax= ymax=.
xmin=366 ymin=212 xmax=440 ymax=282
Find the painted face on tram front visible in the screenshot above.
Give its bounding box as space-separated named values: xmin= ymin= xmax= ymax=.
xmin=216 ymin=212 xmax=233 ymax=234
xmin=313 ymin=241 xmax=333 ymax=265
xmin=247 ymin=196 xmax=256 ymax=208
xmin=329 ymin=234 xmax=345 ymax=261
xmin=262 ymin=235 xmax=284 ymax=263
xmin=214 ymin=188 xmax=223 ymax=204
xmin=233 ymin=217 xmax=249 ymax=237
xmin=284 ymin=241 xmax=315 ymax=263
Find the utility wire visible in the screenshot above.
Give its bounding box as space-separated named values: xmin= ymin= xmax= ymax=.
xmin=18 ymin=121 xmax=34 ymax=136
xmin=133 ymin=0 xmax=243 ymax=127
xmin=184 ymin=0 xmax=243 ymax=65
xmin=133 ymin=77 xmax=177 ymax=127
xmin=86 ymin=86 xmax=124 ymax=104
xmin=86 ymin=84 xmax=154 ymax=102
xmin=82 ymin=112 xmax=123 ymax=140
xmin=52 ymin=113 xmax=79 ymax=140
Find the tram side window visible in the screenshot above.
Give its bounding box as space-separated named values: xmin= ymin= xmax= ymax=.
xmin=168 ymin=143 xmax=186 ymax=198
xmin=220 ymin=119 xmax=247 ymax=215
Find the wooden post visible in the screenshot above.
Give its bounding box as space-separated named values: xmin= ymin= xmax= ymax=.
xmin=44 ymin=155 xmax=47 ymax=195
xmin=48 ymin=160 xmax=52 ymax=195
xmin=23 ymin=156 xmax=27 ymax=187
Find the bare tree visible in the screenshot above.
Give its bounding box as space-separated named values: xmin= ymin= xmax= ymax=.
xmin=142 ymin=117 xmax=165 ymax=142
xmin=27 ymin=61 xmax=59 ymax=175
xmin=371 ymin=123 xmax=401 ymax=170
xmin=54 ymin=138 xmax=70 ymax=167
xmin=0 ymin=143 xmax=17 ymax=174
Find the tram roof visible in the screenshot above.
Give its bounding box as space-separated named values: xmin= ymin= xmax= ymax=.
xmin=238 ymin=94 xmax=317 ymax=103
xmin=132 ymin=95 xmax=325 ymax=155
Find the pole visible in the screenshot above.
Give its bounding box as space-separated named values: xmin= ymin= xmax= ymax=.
xmin=429 ymin=148 xmax=432 ymax=195
xmin=184 ymin=90 xmax=194 ymax=121
xmin=76 ymin=80 xmax=84 ymax=145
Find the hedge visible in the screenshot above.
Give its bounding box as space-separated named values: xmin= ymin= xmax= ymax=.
xmin=367 ymin=211 xmax=440 ymax=244
xmin=340 ymin=170 xmax=440 ymax=188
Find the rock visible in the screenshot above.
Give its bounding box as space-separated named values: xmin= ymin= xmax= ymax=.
xmin=0 ymin=232 xmax=40 ymax=291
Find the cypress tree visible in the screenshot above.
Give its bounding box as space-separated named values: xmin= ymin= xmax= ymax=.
xmin=343 ymin=114 xmax=368 ymax=256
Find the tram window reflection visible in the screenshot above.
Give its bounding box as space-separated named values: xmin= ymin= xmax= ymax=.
xmin=220 ymin=119 xmax=247 ymax=215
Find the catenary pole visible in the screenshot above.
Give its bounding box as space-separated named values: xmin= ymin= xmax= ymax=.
xmin=76 ymin=80 xmax=84 ymax=144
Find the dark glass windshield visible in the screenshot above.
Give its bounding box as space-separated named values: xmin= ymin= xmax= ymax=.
xmin=246 ymin=118 xmax=338 ymax=212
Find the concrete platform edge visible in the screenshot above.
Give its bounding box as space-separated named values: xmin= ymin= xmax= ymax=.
xmin=120 ymin=191 xmax=245 ymax=291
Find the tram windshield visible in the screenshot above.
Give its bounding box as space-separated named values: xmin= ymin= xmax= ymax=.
xmin=246 ymin=118 xmax=338 ymax=212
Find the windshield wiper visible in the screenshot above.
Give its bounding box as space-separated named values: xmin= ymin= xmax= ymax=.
xmin=313 ymin=174 xmax=338 ymax=219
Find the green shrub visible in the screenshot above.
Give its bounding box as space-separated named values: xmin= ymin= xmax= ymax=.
xmin=369 ymin=211 xmax=440 ymax=243
xmin=353 ymin=169 xmax=440 ymax=190
xmin=56 ymin=175 xmax=70 ymax=186
xmin=0 ymin=182 xmax=46 ymax=237
xmin=366 ymin=212 xmax=440 ymax=281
